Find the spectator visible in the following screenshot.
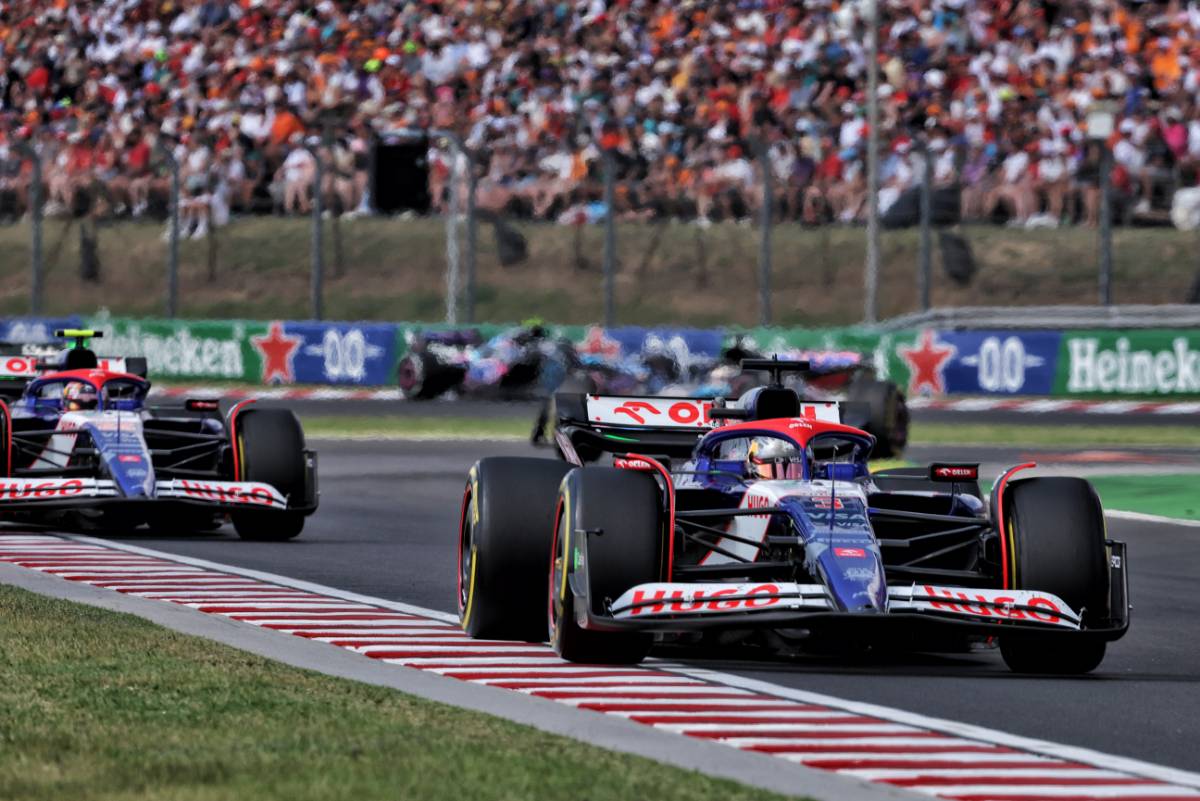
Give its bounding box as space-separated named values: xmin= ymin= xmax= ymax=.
xmin=0 ymin=0 xmax=1196 ymax=228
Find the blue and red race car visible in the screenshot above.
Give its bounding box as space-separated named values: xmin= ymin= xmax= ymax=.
xmin=458 ymin=360 xmax=1128 ymax=674
xmin=0 ymin=330 xmax=317 ymax=539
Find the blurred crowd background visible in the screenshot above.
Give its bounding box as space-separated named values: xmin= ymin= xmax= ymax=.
xmin=1 ymin=0 xmax=1199 ymax=235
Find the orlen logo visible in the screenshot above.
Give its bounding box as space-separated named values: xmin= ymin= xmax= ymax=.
xmin=613 ymin=457 xmax=655 ymax=471
xmin=180 ymin=481 xmax=275 ymax=506
xmin=932 ymin=465 xmax=978 ymax=480
xmin=922 ymin=585 xmax=1062 ymax=623
xmin=609 ymin=400 xmax=711 ymax=426
xmin=0 ymin=479 xmax=85 ymax=499
xmin=117 ymin=454 xmax=143 ymax=463
xmin=629 ymin=583 xmax=782 ymax=615
xmin=834 ymin=547 xmax=866 ymax=558
xmin=3 ymin=357 xmax=36 ymax=375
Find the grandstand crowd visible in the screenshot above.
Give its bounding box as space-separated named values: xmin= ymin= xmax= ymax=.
xmin=1 ymin=0 xmax=1199 ymax=233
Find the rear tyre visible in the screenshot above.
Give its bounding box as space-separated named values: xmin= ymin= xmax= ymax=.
xmin=459 ymin=457 xmax=572 ymax=640
xmin=550 ymin=468 xmax=661 ymax=664
xmin=999 ymin=477 xmax=1109 ymax=674
xmin=231 ymin=409 xmax=309 ymax=541
xmin=848 ymin=377 xmax=908 ymax=458
xmin=397 ymin=352 xmax=464 ymax=400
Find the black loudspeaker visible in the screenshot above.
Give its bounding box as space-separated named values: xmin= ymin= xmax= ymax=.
xmin=371 ymin=137 xmax=430 ymax=214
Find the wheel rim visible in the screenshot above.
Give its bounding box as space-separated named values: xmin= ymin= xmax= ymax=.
xmin=398 ymin=356 xmax=423 ymax=395
xmin=548 ymin=505 xmax=567 ymax=641
xmin=457 ymin=487 xmax=473 ymax=615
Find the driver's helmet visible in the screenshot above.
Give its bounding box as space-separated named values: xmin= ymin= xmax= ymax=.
xmin=63 ymin=381 xmax=99 ymax=411
xmin=747 ymin=437 xmax=801 ymax=480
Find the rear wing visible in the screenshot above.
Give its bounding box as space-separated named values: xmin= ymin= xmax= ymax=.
xmin=0 ymin=353 xmax=148 ymax=401
xmin=553 ymin=393 xmax=841 ymax=465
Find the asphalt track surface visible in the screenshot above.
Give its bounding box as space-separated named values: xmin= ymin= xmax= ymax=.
xmin=92 ymin=436 xmax=1200 ymax=776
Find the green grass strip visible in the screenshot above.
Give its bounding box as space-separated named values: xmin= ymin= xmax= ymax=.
xmin=909 ymin=422 xmax=1200 ymax=449
xmin=0 ymin=585 xmax=798 ymax=801
xmin=301 ymin=415 xmax=529 ymax=439
xmin=1087 ymin=474 xmax=1200 ymax=522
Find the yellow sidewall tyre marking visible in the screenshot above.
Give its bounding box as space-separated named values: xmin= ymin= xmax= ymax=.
xmin=461 ymin=545 xmax=478 ymax=631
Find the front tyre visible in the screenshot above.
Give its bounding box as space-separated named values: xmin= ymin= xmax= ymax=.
xmin=231 ymin=408 xmax=310 ymax=541
xmin=549 ymin=468 xmax=661 ymax=664
xmin=458 ymin=457 xmax=571 ymax=640
xmin=999 ymin=477 xmax=1109 ymax=674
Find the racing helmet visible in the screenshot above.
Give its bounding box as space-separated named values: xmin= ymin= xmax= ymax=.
xmin=63 ymin=381 xmax=98 ymax=411
xmin=747 ymin=437 xmax=801 ymax=480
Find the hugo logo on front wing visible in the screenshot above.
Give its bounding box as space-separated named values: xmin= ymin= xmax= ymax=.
xmin=178 ymin=481 xmax=276 ymax=506
xmin=628 ymin=584 xmax=783 ymax=615
xmin=0 ymin=479 xmax=86 ymax=499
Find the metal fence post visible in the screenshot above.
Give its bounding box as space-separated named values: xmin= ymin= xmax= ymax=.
xmin=16 ymin=143 xmax=43 ymax=315
xmin=158 ymin=145 xmax=181 ymax=319
xmin=756 ymin=141 xmax=773 ymax=327
xmin=443 ymin=137 xmax=461 ymax=325
xmin=465 ymin=155 xmax=478 ymax=324
xmin=863 ymin=0 xmax=881 ymax=324
xmin=308 ymin=138 xmax=325 ymax=321
xmin=602 ymin=149 xmax=616 ymax=327
xmin=918 ymin=138 xmax=933 ymax=311
xmin=1098 ymin=144 xmax=1113 ymax=306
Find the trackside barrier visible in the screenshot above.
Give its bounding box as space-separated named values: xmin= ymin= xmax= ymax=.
xmin=0 ymin=316 xmax=1170 ymax=397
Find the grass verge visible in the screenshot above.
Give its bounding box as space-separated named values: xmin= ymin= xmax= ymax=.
xmin=301 ymin=414 xmax=529 ymax=439
xmin=0 ymin=584 xmax=798 ymax=801
xmin=1087 ymin=474 xmax=1200 ymax=521
xmin=910 ymin=422 xmax=1200 ymax=448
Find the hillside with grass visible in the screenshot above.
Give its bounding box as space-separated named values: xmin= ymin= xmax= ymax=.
xmin=0 ymin=217 xmax=1194 ymax=325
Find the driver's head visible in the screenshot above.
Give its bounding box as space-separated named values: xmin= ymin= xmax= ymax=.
xmin=747 ymin=437 xmax=801 ymax=480
xmin=63 ymin=381 xmax=98 ymax=411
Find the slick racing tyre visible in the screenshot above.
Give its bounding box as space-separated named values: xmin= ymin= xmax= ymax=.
xmin=848 ymin=377 xmax=908 ymax=459
xmin=231 ymin=409 xmax=308 ymax=541
xmin=998 ymin=477 xmax=1109 ymax=674
xmin=550 ymin=468 xmax=661 ymax=664
xmin=397 ymin=352 xmax=465 ymax=400
xmin=459 ymin=457 xmax=572 ymax=640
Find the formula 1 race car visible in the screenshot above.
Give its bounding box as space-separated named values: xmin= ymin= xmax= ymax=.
xmin=0 ymin=335 xmax=147 ymax=401
xmin=0 ymin=330 xmax=318 ymax=539
xmin=458 ymin=360 xmax=1128 ymax=674
xmin=397 ymin=325 xmax=574 ymax=400
xmin=707 ymin=341 xmax=908 ymax=457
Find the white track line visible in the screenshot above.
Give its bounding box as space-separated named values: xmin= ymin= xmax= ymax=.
xmin=1106 ymin=510 xmax=1200 ymax=529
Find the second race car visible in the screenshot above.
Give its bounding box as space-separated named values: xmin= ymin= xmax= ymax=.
xmin=0 ymin=330 xmax=318 ymax=539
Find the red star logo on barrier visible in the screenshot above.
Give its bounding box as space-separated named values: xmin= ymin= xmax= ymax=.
xmin=580 ymin=326 xmax=622 ymax=358
xmin=252 ymin=321 xmax=302 ymax=384
xmin=897 ymin=329 xmax=956 ymax=396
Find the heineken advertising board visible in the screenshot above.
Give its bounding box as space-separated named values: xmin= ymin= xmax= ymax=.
xmin=18 ymin=316 xmax=1197 ymax=397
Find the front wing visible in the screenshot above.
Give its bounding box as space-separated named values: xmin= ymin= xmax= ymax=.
xmin=0 ymin=477 xmax=295 ymax=511
xmin=610 ymin=581 xmax=1080 ymax=629
xmin=586 ymin=544 xmax=1129 ymax=641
